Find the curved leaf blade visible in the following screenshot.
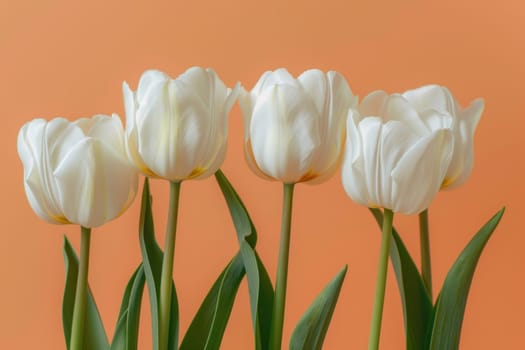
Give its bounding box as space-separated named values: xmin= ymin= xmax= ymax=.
xmin=62 ymin=236 xmax=110 ymax=350
xmin=111 ymin=310 xmax=128 ymax=350
xmin=289 ymin=265 xmax=348 ymax=350
xmin=215 ymin=170 xmax=257 ymax=246
xmin=215 ymin=170 xmax=274 ymax=350
xmin=139 ymin=178 xmax=179 ymax=350
xmin=370 ymin=208 xmax=432 ymax=350
xmin=429 ymin=208 xmax=505 ymax=350
xmin=111 ymin=265 xmax=143 ymax=350
xmin=180 ymin=253 xmax=245 ymax=350
xmin=125 ymin=267 xmax=146 ymax=350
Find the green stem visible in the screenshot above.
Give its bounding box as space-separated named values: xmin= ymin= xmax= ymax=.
xmin=419 ymin=209 xmax=433 ymax=300
xmin=269 ymin=183 xmax=295 ymax=350
xmin=368 ymin=209 xmax=394 ymax=350
xmin=159 ymin=181 xmax=181 ymax=350
xmin=70 ymin=226 xmax=92 ymax=350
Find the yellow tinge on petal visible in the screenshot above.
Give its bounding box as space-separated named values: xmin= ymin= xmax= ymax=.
xmin=298 ymin=170 xmax=319 ymax=183
xmin=51 ymin=214 xmax=71 ymax=225
xmin=440 ymin=177 xmax=454 ymax=189
xmin=137 ymin=162 xmax=159 ymax=178
xmin=188 ymin=167 xmax=206 ymax=179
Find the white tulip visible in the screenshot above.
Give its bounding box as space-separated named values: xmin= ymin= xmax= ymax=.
xmin=17 ymin=115 xmax=138 ymax=228
xmin=123 ymin=67 xmax=240 ymax=182
xmin=239 ymin=68 xmax=357 ymax=184
xmin=342 ymin=94 xmax=455 ymax=215
xmin=401 ymin=85 xmax=484 ymax=189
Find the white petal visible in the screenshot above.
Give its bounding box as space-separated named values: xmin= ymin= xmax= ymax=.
xmin=136 ymin=78 xmax=209 ymax=180
xmin=359 ymin=90 xmax=389 ymax=117
xmin=123 ymin=82 xmax=151 ymax=175
xmin=383 ymin=95 xmax=430 ymax=135
xmin=223 ymin=82 xmax=241 ymax=117
xmin=53 ymin=138 xmax=137 ymax=227
xmin=250 ymin=71 xmax=274 ymax=98
xmin=341 ymin=110 xmax=369 ymax=207
xmin=391 ymin=129 xmax=454 ymax=214
xmin=18 ymin=120 xmax=66 ymax=224
xmin=327 ymin=71 xmax=358 ymax=117
xmin=137 ymin=69 xmax=169 ymax=101
xmin=307 ymin=71 xmax=355 ymax=182
xmin=443 ymin=98 xmax=484 ymax=189
xmin=250 ymin=84 xmax=319 ymax=183
xmin=238 ymin=86 xmax=253 ymax=141
xmin=297 ymin=69 xmax=327 ymax=116
xmin=402 ymin=85 xmax=452 ymax=114
xmin=417 ymin=109 xmax=454 ymax=132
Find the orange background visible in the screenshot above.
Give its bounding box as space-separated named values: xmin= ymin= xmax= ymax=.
xmin=1 ymin=0 xmax=524 ymax=349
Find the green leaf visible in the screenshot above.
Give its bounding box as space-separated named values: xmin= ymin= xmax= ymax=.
xmin=429 ymin=208 xmax=505 ymax=350
xmin=62 ymin=236 xmax=110 ymax=350
xmin=111 ymin=266 xmax=139 ymax=350
xmin=139 ymin=178 xmax=179 ymax=350
xmin=111 ymin=265 xmax=146 ymax=350
xmin=215 ymin=170 xmax=274 ymax=350
xmin=289 ymin=265 xmax=348 ymax=350
xmin=111 ymin=310 xmax=128 ymax=350
xmin=215 ymin=170 xmax=257 ymax=247
xmin=125 ymin=266 xmax=146 ymax=350
xmin=369 ymin=208 xmax=432 ymax=350
xmin=180 ymin=253 xmax=245 ymax=350
xmin=116 ymin=266 xmax=142 ymax=324
xmin=239 ymin=242 xmax=274 ymax=350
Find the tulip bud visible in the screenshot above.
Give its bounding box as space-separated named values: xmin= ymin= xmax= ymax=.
xmin=239 ymin=68 xmax=357 ymax=184
xmin=401 ymin=85 xmax=484 ymax=189
xmin=17 ymin=115 xmax=138 ymax=228
xmin=342 ymin=94 xmax=454 ymax=215
xmin=123 ymin=67 xmax=240 ymax=182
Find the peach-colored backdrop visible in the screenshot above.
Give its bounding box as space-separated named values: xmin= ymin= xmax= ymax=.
xmin=1 ymin=0 xmax=524 ymax=349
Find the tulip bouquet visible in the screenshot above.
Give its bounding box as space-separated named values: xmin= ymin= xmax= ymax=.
xmin=17 ymin=66 xmax=503 ymax=350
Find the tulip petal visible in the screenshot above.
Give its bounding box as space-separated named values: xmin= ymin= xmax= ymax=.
xmin=443 ymin=98 xmax=484 ymax=189
xmin=79 ymin=114 xmax=127 ymax=154
xmin=250 ymin=84 xmax=319 ymax=183
xmin=326 ymin=71 xmax=358 ymax=121
xmin=306 ymin=71 xmax=356 ymax=183
xmin=124 ymin=82 xmax=154 ymax=176
xmin=18 ymin=120 xmax=69 ymax=224
xmin=53 ymin=138 xmax=137 ymax=228
xmin=137 ymin=70 xmax=168 ymax=102
xmin=391 ymin=129 xmax=454 ymax=214
xmin=341 ymin=111 xmax=369 ymax=207
xmin=402 ymin=85 xmax=453 ymax=114
xmin=384 ymin=95 xmax=429 ymax=135
xmin=136 ymin=78 xmax=209 ymax=180
xmin=359 ymin=90 xmax=389 ymax=117
xmin=297 ymin=69 xmax=327 ymax=116
xmin=249 ymin=71 xmax=273 ymax=102
xmin=238 ymin=87 xmax=253 ymax=142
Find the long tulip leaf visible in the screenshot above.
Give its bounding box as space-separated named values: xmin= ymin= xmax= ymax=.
xmin=125 ymin=267 xmax=146 ymax=350
xmin=111 ymin=310 xmax=128 ymax=350
xmin=111 ymin=265 xmax=144 ymax=350
xmin=62 ymin=236 xmax=110 ymax=350
xmin=115 ymin=266 xmax=142 ymax=324
xmin=180 ymin=253 xmax=245 ymax=350
xmin=369 ymin=208 xmax=433 ymax=350
xmin=289 ymin=265 xmax=348 ymax=350
xmin=139 ymin=178 xmax=179 ymax=350
xmin=215 ymin=170 xmax=274 ymax=350
xmin=428 ymin=208 xmax=505 ymax=350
